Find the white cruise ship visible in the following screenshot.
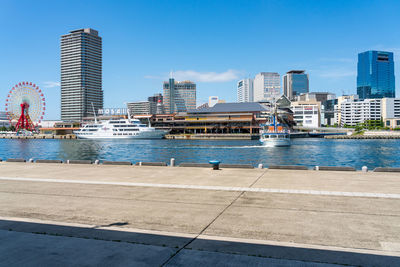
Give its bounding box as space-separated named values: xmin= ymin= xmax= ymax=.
xmin=74 ymin=119 xmax=167 ymax=139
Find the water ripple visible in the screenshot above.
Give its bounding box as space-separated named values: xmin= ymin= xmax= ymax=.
xmin=0 ymin=138 xmax=399 ymax=169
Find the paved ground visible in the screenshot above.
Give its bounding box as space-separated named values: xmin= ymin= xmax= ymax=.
xmin=0 ymin=162 xmax=400 ymax=266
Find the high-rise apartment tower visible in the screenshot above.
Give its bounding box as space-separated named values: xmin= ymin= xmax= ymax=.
xmin=283 ymin=70 xmax=309 ymax=100
xmin=61 ymin=28 xmax=103 ymax=121
xmin=237 ymin=78 xmax=253 ymax=102
xmin=357 ymin=50 xmax=395 ymax=99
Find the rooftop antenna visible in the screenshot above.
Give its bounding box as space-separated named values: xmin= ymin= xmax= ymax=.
xmin=91 ymin=102 xmax=98 ymax=124
xmin=170 ymin=70 xmax=174 ymax=79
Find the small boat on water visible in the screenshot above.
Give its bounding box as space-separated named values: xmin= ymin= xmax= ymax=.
xmin=259 ymin=106 xmax=291 ymax=147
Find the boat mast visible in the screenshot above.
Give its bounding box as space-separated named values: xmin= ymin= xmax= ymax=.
xmin=274 ymin=102 xmax=278 ymax=132
xmin=127 ymin=108 xmax=132 ymax=123
xmin=91 ymin=102 xmax=98 ymax=124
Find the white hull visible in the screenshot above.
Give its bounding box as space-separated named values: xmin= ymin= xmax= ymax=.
xmin=260 ymin=138 xmax=291 ymax=147
xmin=74 ymin=118 xmax=167 ymax=140
xmin=76 ymin=131 xmax=166 ymax=139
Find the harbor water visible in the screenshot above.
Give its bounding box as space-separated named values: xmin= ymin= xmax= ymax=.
xmin=1 ymin=138 xmax=399 ymax=169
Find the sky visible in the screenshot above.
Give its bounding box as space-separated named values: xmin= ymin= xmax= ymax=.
xmin=1 ymin=0 xmax=400 ymax=120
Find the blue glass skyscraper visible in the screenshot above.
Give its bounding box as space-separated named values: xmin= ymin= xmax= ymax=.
xmin=357 ymin=50 xmax=395 ymax=99
xmin=283 ymin=70 xmax=309 ymax=100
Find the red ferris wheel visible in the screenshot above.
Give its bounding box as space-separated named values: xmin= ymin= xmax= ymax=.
xmin=5 ymin=81 xmax=46 ymax=132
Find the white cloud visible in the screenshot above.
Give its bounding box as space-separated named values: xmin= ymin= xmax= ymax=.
xmin=318 ymin=70 xmax=356 ymax=78
xmin=43 ymin=81 xmax=60 ymax=88
xmin=145 ymin=69 xmax=241 ymax=83
xmin=174 ymin=69 xmax=240 ymax=82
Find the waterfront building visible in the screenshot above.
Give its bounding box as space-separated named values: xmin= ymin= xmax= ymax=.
xmin=237 ymin=78 xmax=253 ymax=102
xmin=339 ymin=99 xmax=381 ymax=126
xmin=163 ymin=78 xmax=196 ymax=113
xmin=384 ymin=118 xmax=400 ymax=129
xmin=381 ymin=98 xmax=400 ymax=120
xmin=0 ymin=111 xmax=10 ymax=128
xmin=253 ymin=72 xmax=281 ymax=102
xmin=357 ymin=50 xmax=395 ymax=99
xmin=296 ymin=92 xmax=336 ymax=103
xmin=148 ymin=93 xmax=163 ymax=114
xmin=61 ymin=28 xmax=103 ymax=122
xmin=322 ymin=98 xmax=338 ymax=126
xmin=334 ymin=95 xmax=359 ymax=126
xmin=209 ymin=96 xmax=219 ymax=107
xmin=334 ymin=97 xmax=400 ymax=127
xmin=283 ymin=70 xmax=309 ymax=100
xmin=290 ymin=101 xmax=320 ymax=128
xmin=127 ymin=101 xmax=151 ymax=115
xmin=39 ymin=121 xmax=81 ymax=135
xmin=148 ymin=102 xmax=294 ymax=134
xmin=294 ymin=92 xmax=336 ymax=126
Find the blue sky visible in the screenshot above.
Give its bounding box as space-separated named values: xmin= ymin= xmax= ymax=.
xmin=1 ymin=0 xmax=400 ymax=119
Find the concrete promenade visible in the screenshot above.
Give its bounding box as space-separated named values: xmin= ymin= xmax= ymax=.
xmin=0 ymin=162 xmax=400 ymax=266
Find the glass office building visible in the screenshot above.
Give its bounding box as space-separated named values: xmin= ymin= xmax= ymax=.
xmin=357 ymin=51 xmax=395 ymax=99
xmin=163 ymin=78 xmax=196 ymax=113
xmin=283 ymin=70 xmax=309 ymax=100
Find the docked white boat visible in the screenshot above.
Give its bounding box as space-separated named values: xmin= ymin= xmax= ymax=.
xmin=260 ymin=132 xmax=290 ymax=147
xmin=259 ymin=105 xmax=291 ymax=147
xmin=74 ymin=118 xmax=167 ymax=139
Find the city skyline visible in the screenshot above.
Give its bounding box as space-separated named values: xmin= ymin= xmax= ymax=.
xmin=1 ymin=0 xmax=400 ymax=119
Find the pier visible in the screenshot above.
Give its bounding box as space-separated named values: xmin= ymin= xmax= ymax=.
xmin=0 ymin=134 xmax=77 ymax=139
xmin=0 ymin=162 xmax=399 ymax=266
xmin=165 ymin=133 xmax=260 ymax=140
xmin=325 ymin=134 xmax=400 ymax=139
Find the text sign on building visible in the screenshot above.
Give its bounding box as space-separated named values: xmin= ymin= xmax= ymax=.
xmin=98 ymin=108 xmax=128 ymax=115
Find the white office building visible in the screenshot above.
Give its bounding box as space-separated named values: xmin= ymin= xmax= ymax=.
xmin=209 ymin=96 xmax=219 ymax=107
xmin=381 ymin=98 xmax=400 ymax=120
xmin=0 ymin=111 xmax=10 ymax=128
xmin=339 ymin=99 xmax=381 ymax=126
xmin=127 ymin=101 xmax=151 ymax=115
xmin=237 ymin=78 xmax=253 ymax=102
xmin=253 ymin=72 xmax=281 ymax=102
xmin=291 ymin=101 xmax=320 ymax=128
xmin=333 ymin=95 xmax=358 ymax=125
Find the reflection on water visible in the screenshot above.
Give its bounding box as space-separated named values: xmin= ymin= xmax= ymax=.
xmin=0 ymin=138 xmax=399 ymax=169
xmin=59 ymin=140 xmax=102 ymax=160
